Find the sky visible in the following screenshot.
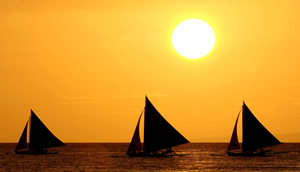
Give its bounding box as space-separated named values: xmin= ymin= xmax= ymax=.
xmin=1 ymin=0 xmax=300 ymax=143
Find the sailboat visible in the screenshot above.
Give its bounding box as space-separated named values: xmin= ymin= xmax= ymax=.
xmin=126 ymin=96 xmax=189 ymax=157
xmin=15 ymin=110 xmax=66 ymax=154
xmin=227 ymin=102 xmax=282 ymax=156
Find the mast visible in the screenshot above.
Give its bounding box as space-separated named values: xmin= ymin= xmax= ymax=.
xmin=242 ymin=102 xmax=281 ymax=151
xmin=143 ymin=96 xmax=189 ymax=153
xmin=29 ymin=114 xmax=31 ymax=150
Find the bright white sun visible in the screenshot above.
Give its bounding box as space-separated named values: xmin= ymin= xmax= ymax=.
xmin=172 ymin=19 xmax=215 ymax=59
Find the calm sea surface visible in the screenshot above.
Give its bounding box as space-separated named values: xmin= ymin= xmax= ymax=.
xmin=0 ymin=143 xmax=300 ymax=171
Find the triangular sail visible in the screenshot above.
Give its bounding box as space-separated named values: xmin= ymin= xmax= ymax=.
xmin=227 ymin=110 xmax=241 ymax=151
xmin=127 ymin=111 xmax=143 ymax=153
xmin=242 ymin=102 xmax=281 ymax=151
xmin=15 ymin=121 xmax=28 ymax=151
xmin=29 ymin=110 xmax=65 ymax=151
xmin=144 ymin=96 xmax=189 ymax=153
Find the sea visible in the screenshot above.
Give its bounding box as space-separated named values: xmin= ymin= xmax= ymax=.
xmin=0 ymin=143 xmax=300 ymax=171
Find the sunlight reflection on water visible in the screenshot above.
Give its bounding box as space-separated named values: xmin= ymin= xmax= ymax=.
xmin=0 ymin=143 xmax=300 ymax=171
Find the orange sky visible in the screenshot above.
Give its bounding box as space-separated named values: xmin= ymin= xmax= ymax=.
xmin=1 ymin=0 xmax=300 ymax=142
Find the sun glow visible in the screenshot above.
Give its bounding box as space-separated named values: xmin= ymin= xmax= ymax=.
xmin=172 ymin=19 xmax=215 ymax=59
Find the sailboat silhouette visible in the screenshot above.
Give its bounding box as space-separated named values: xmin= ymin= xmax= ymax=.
xmin=127 ymin=96 xmax=189 ymax=157
xmin=15 ymin=110 xmax=65 ymax=154
xmin=227 ymin=102 xmax=282 ymax=156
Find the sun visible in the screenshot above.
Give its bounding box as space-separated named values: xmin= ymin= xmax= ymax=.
xmin=172 ymin=19 xmax=215 ymax=59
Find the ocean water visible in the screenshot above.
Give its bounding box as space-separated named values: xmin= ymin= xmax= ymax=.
xmin=0 ymin=143 xmax=300 ymax=171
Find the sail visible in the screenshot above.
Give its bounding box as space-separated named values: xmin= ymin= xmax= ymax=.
xmin=227 ymin=110 xmax=241 ymax=151
xmin=15 ymin=121 xmax=28 ymax=151
xmin=143 ymin=96 xmax=189 ymax=153
xmin=242 ymin=102 xmax=281 ymax=151
xmin=127 ymin=111 xmax=143 ymax=153
xmin=29 ymin=110 xmax=65 ymax=150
